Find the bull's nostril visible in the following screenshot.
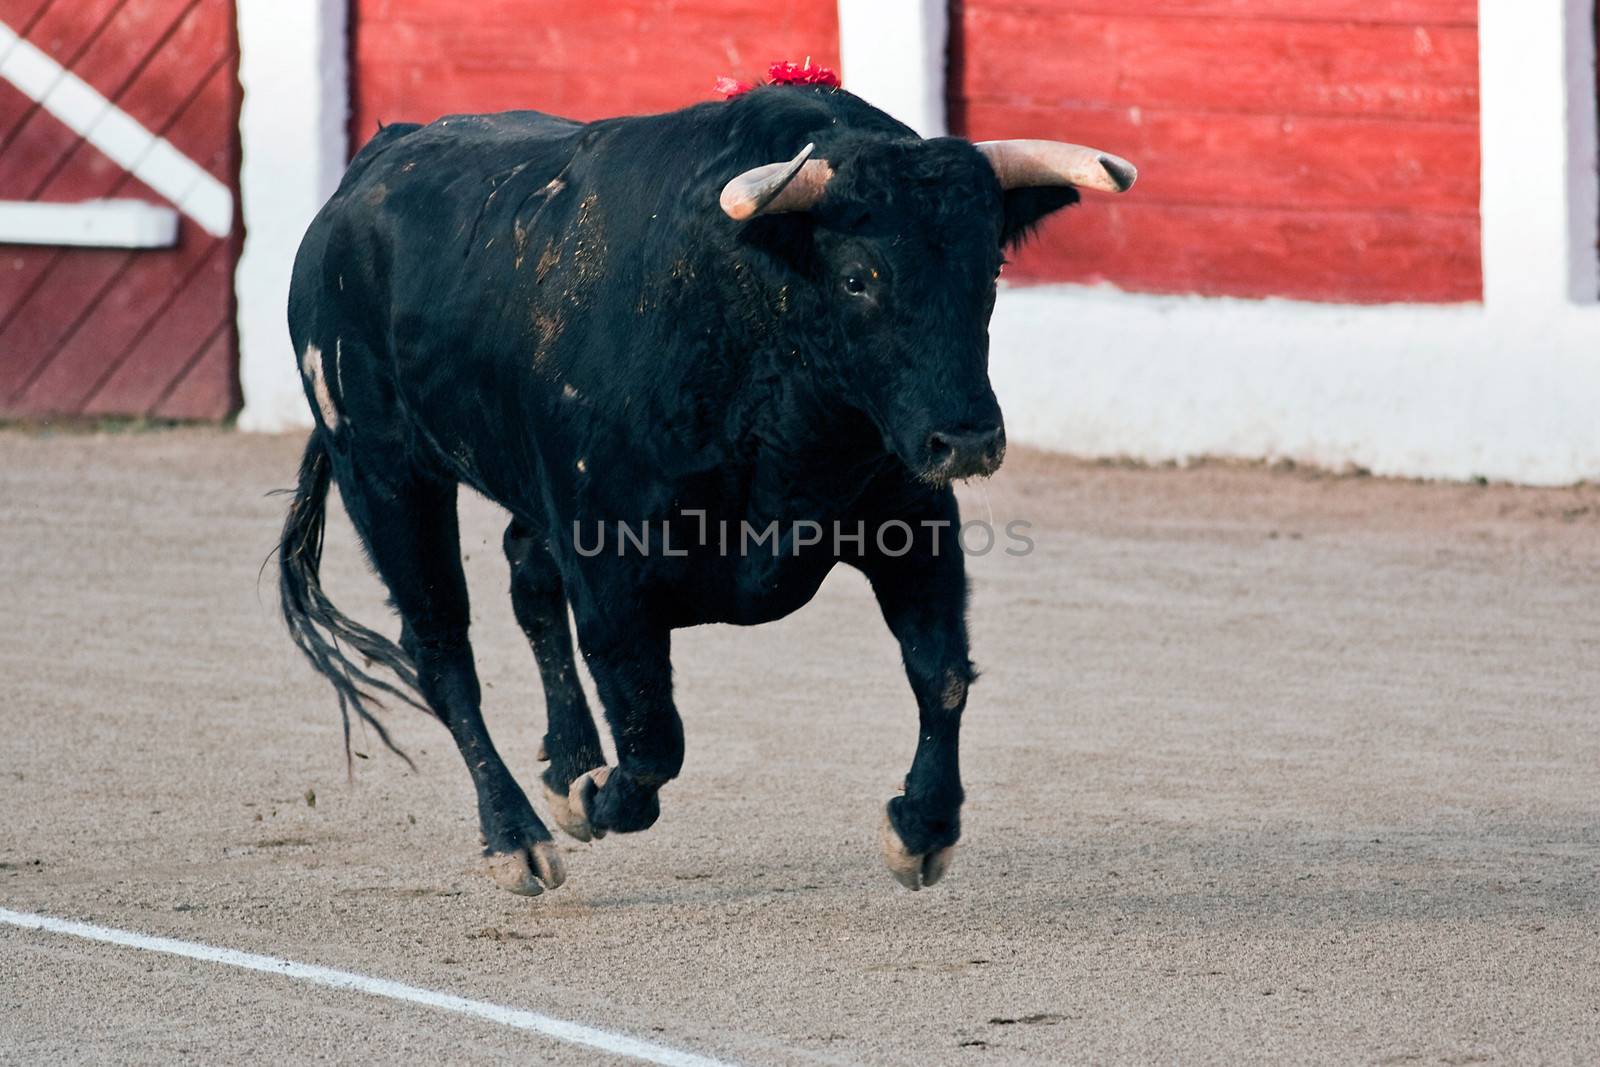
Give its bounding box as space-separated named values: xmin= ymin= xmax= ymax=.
xmin=921 ymin=425 xmax=1007 ymax=479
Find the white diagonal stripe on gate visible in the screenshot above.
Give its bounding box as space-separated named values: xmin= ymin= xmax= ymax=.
xmin=0 ymin=19 xmax=233 ymax=237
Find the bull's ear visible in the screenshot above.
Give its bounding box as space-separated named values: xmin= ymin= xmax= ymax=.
xmin=1000 ymin=187 xmax=1079 ymax=250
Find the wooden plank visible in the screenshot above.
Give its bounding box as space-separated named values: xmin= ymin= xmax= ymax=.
xmin=356 ymin=59 xmax=805 ymax=124
xmin=60 ymin=0 xmax=200 ymax=102
xmin=956 ymin=100 xmax=1480 ymax=215
xmin=1004 ymin=202 xmax=1481 ymax=303
xmin=0 ymin=249 xmax=127 ymax=408
xmin=0 ymin=106 xmax=83 ymax=197
xmin=0 ymin=0 xmax=123 ymax=143
xmin=355 ymin=16 xmax=837 ymax=74
xmin=952 ymin=0 xmax=1476 ymax=27
xmin=0 ymin=245 xmax=56 ymax=324
xmin=156 ymin=59 xmax=238 ymax=189
xmin=97 ymin=0 xmax=230 ymax=137
xmin=0 ymin=78 xmax=32 ymax=148
xmin=351 ymin=0 xmax=839 ymax=134
xmin=151 ymin=321 xmax=236 ymax=420
xmin=0 ymin=247 xmax=55 ymax=403
xmin=0 ymin=0 xmax=56 ymax=28
xmin=79 ymin=239 xmax=231 ymax=414
xmin=10 ymin=233 xmax=215 ymax=412
xmin=952 ymin=10 xmax=1478 ymax=122
xmin=15 ymin=0 xmax=124 ymax=65
xmin=356 ymin=0 xmax=837 ymax=31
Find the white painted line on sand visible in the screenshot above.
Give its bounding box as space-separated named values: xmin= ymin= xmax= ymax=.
xmin=0 ymin=907 xmax=740 ymax=1067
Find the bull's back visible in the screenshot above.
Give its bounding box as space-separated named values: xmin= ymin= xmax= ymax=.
xmin=287 ymin=110 xmax=608 ymax=499
xmin=296 ymin=109 xmax=587 ymax=282
xmin=290 ymin=112 xmax=588 ymax=350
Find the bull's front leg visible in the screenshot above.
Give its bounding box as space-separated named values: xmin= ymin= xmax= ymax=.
xmin=859 ymin=497 xmax=974 ymax=890
xmin=546 ymin=620 xmax=684 ymax=841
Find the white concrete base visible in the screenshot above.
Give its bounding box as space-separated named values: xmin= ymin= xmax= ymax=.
xmin=990 ymin=287 xmax=1600 ymax=486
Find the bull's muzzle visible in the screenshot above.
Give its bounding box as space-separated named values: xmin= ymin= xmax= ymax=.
xmin=924 ymin=423 xmax=1006 ymax=482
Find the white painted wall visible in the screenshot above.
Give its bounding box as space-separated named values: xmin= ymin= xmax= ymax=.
xmin=837 ymin=0 xmax=947 ymax=138
xmin=988 ymin=290 xmax=1600 ymax=485
xmin=1560 ymin=0 xmax=1600 ymax=306
xmin=233 ymin=0 xmax=1600 ymax=483
xmin=234 ymin=0 xmax=347 ymax=432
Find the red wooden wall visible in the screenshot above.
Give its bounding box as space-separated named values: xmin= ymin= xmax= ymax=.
xmin=351 ymin=0 xmax=840 ymax=145
xmin=949 ymin=0 xmax=1483 ymax=303
xmin=0 ymin=0 xmax=240 ymax=421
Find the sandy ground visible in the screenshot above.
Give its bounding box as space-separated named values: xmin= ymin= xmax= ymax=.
xmin=0 ymin=426 xmax=1597 ymax=1066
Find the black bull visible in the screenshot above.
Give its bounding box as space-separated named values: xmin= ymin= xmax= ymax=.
xmin=277 ymin=84 xmax=1135 ymax=894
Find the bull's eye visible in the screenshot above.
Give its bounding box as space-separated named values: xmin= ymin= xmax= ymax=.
xmin=842 ymin=273 xmax=867 ymax=296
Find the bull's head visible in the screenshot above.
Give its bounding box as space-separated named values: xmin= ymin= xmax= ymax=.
xmin=721 ymin=135 xmax=1135 ymax=484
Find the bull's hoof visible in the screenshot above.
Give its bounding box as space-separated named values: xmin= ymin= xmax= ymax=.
xmin=880 ymin=809 xmax=956 ymax=891
xmin=484 ymin=840 xmax=566 ymax=897
xmin=544 ymin=766 xmax=612 ymax=843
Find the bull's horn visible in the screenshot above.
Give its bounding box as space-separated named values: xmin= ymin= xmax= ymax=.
xmin=720 ymin=142 xmax=835 ymax=220
xmin=976 ymin=139 xmax=1137 ymax=194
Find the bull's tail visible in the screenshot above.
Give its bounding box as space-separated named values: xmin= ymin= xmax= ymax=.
xmin=277 ymin=433 xmax=432 ymax=768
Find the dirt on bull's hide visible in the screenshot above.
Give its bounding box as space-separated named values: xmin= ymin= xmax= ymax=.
xmin=565 ymin=193 xmax=607 ymax=306
xmin=519 ymin=192 xmax=616 ymax=372
xmin=531 ymin=310 xmax=563 ymax=371
xmin=534 ymin=241 xmax=560 ymax=282
xmin=513 ymin=220 xmax=529 ymax=270
xmin=513 ymin=177 xmax=568 ymax=272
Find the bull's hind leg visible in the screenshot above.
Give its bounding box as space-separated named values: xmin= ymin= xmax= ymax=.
xmin=502 ymin=521 xmax=607 ymax=839
xmin=858 ymin=498 xmax=973 ymax=890
xmin=331 ymin=456 xmax=563 ymax=895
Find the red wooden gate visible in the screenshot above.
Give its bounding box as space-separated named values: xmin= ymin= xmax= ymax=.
xmin=0 ymin=0 xmax=240 ymax=421
xmin=351 ymin=0 xmax=840 ymax=146
xmin=949 ymin=0 xmax=1482 ymax=304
